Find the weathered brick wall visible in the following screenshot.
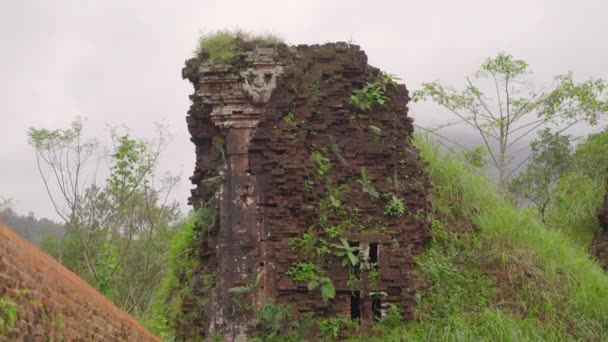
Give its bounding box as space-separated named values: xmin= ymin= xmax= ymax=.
xmin=0 ymin=223 xmax=160 ymax=341
xmin=182 ymin=41 xmax=432 ymax=339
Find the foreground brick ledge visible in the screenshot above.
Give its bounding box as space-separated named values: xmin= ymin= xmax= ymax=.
xmin=0 ymin=222 xmax=160 ymax=341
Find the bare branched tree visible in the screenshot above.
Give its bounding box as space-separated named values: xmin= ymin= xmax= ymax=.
xmin=413 ymin=53 xmax=608 ymax=193
xmin=28 ymin=118 xmax=179 ymax=313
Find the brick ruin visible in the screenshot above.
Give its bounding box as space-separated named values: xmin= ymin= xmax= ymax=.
xmin=181 ymin=40 xmax=433 ymax=339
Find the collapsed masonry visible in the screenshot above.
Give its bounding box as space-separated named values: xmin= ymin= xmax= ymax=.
xmin=181 ymin=40 xmax=432 ymax=339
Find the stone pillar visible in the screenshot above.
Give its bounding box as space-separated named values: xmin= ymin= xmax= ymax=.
xmin=193 ymin=48 xmax=283 ymax=339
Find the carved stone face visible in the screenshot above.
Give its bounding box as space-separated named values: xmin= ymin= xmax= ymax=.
xmin=240 ymin=65 xmax=284 ymax=104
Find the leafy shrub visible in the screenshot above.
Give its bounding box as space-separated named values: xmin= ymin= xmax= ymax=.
xmin=331 ymin=238 xmax=359 ymax=267
xmin=357 ymin=168 xmax=379 ymax=199
xmin=318 ymin=317 xmax=346 ymax=339
xmin=139 ymin=206 xmax=216 ymax=339
xmin=307 ymin=276 xmax=336 ymax=303
xmin=311 ymin=148 xmax=332 ymax=177
xmin=255 ymin=301 xmax=292 ymax=339
xmin=349 ymin=82 xmax=390 ymax=111
xmin=194 ymin=30 xmax=283 ymax=63
xmin=286 ymin=261 xmax=335 ymax=303
xmin=384 ymin=195 xmax=405 ymax=217
xmin=0 ymin=297 xmax=17 ymax=336
xmin=283 ymin=112 xmax=296 ymax=125
xmin=286 ymin=262 xmax=323 ymax=283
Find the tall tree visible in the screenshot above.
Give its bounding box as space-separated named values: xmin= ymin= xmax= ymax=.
xmin=28 ymin=119 xmax=180 ymax=313
xmin=509 ymin=128 xmax=573 ymax=222
xmin=413 ymin=53 xmax=608 ymax=193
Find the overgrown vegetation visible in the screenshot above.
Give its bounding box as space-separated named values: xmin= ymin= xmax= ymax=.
xmin=194 ymin=30 xmax=283 ymax=63
xmin=140 ymin=206 xmax=216 ymax=340
xmin=413 ymin=53 xmax=608 ymax=192
xmin=349 ymin=73 xmax=398 ymax=112
xmin=311 ymin=147 xmax=332 ymax=177
xmin=346 ymin=133 xmax=608 ymax=341
xmin=0 ymin=297 xmax=17 ymax=336
xmin=28 ymin=119 xmax=180 ymax=314
xmin=384 ymin=195 xmax=405 ymax=217
xmin=506 ymin=127 xmax=608 ymax=247
xmin=357 ymin=168 xmax=379 ymax=199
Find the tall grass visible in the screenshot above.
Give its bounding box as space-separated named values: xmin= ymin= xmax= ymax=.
xmin=350 ymin=134 xmax=608 ymax=341
xmin=139 ymin=206 xmax=216 ymax=339
xmin=194 ymin=30 xmax=283 ymax=62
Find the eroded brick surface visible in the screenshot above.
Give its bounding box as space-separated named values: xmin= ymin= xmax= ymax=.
xmin=0 ymin=223 xmax=159 ymax=341
xmin=182 ymin=42 xmax=433 ymax=339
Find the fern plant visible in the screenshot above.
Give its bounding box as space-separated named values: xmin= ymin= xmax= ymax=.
xmin=357 ymin=167 xmax=380 ymax=199
xmin=384 ymin=195 xmax=406 ymax=217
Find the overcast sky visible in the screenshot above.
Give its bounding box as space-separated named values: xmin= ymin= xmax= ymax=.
xmin=1 ymin=0 xmax=608 ymax=220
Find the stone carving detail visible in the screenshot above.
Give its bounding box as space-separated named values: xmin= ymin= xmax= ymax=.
xmin=240 ymin=66 xmax=284 ymax=104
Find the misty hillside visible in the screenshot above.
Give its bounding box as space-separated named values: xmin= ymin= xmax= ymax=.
xmin=0 ymin=208 xmax=64 ymax=246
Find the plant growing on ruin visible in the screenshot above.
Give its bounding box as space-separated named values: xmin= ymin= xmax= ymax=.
xmin=384 ymin=195 xmax=406 ymax=217
xmin=332 ymin=238 xmax=359 ymax=267
xmin=323 ymin=225 xmax=343 ymax=239
xmin=286 ymin=262 xmax=323 ymax=283
xmin=228 ymin=270 xmax=266 ymax=312
xmin=303 ymin=179 xmax=314 ymax=192
xmin=347 ymin=271 xmax=361 ymax=290
xmin=194 ymin=30 xmax=282 ymax=63
xmin=307 ymin=276 xmax=336 ymax=303
xmin=319 ymin=183 xmax=349 ymax=217
xmin=357 ymin=167 xmax=380 ymax=199
xmin=290 ymin=228 xmax=332 ymax=261
xmin=311 ymin=147 xmax=332 ymax=177
xmin=318 ymin=317 xmax=349 ymax=339
xmin=286 ymin=262 xmax=335 ymax=302
xmin=255 ymin=301 xmax=293 ymax=340
xmin=349 ymin=81 xmax=390 ymax=111
xmin=0 ymin=297 xmax=17 ymax=336
xmin=283 ymin=111 xmax=296 ymax=125
xmin=381 ymin=72 xmax=401 ymax=86
xmin=368 ymin=262 xmax=380 ymax=288
xmin=370 ymin=290 xmax=388 ymax=300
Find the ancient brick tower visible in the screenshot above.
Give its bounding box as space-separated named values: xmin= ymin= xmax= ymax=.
xmin=182 ymin=40 xmax=432 ymax=340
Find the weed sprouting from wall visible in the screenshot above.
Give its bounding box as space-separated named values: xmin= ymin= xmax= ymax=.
xmin=194 ymin=30 xmax=283 ymax=63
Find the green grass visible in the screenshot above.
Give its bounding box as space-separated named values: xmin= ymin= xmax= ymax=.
xmin=346 ymin=134 xmax=608 ymax=341
xmin=139 ymin=206 xmax=216 ymax=340
xmin=194 ymin=30 xmax=283 ymax=63
xmin=141 ymin=132 xmax=608 ymax=341
xmin=0 ymin=297 xmax=17 ymax=336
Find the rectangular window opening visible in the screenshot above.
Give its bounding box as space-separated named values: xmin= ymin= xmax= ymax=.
xmin=351 ymin=291 xmax=361 ymax=320
xmin=370 ymin=243 xmax=381 ymax=321
xmin=369 ymin=243 xmax=378 ymax=264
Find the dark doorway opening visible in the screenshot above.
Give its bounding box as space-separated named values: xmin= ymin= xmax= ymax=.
xmin=369 ymin=243 xmax=381 ymax=321
xmin=351 ymin=291 xmax=361 ymax=320
xmin=369 ymin=243 xmax=378 ymax=264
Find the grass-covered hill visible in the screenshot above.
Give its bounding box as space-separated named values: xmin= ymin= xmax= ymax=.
xmin=357 ymin=134 xmax=608 ymax=341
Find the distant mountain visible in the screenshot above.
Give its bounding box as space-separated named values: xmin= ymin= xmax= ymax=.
xmin=0 ymin=208 xmax=64 ymax=246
